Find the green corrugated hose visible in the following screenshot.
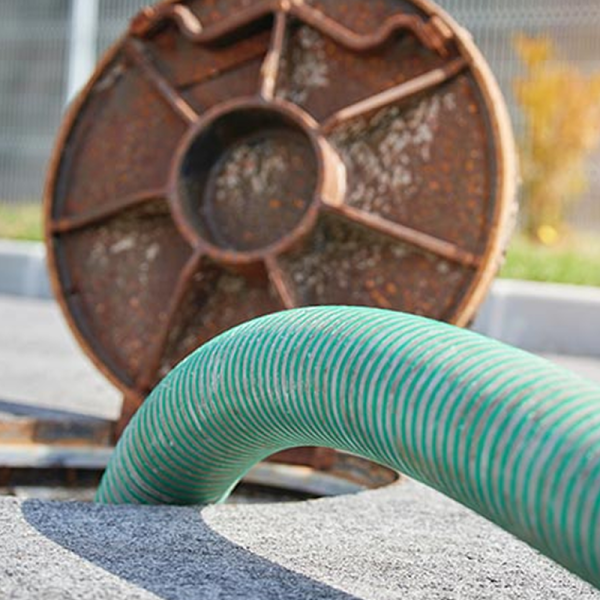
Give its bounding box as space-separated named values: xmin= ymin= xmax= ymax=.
xmin=97 ymin=307 xmax=600 ymax=588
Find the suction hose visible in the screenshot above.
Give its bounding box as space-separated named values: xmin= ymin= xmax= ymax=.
xmin=97 ymin=307 xmax=600 ymax=588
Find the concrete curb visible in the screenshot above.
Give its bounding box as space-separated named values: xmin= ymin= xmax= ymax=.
xmin=472 ymin=279 xmax=600 ymax=358
xmin=1 ymin=240 xmax=599 ymax=358
xmin=0 ymin=240 xmax=51 ymax=300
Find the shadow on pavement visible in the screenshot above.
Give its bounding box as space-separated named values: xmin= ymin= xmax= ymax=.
xmin=22 ymin=499 xmax=358 ymax=599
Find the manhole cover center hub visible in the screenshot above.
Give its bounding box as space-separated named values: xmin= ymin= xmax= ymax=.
xmin=173 ymin=100 xmax=322 ymax=255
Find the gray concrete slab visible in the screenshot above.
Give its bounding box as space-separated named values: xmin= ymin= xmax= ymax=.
xmin=0 ymin=480 xmax=597 ymax=599
xmin=0 ymin=240 xmax=51 ymax=300
xmin=0 ymin=294 xmax=121 ymax=420
xmin=540 ymin=354 xmax=600 ymax=385
xmin=472 ymin=279 xmax=600 ymax=358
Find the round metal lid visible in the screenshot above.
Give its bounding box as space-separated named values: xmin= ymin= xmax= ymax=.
xmin=45 ymin=0 xmax=517 ymax=423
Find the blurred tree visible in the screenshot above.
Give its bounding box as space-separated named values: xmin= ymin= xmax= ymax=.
xmin=514 ymin=35 xmax=600 ymax=244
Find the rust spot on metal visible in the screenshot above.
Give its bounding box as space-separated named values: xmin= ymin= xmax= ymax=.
xmin=44 ymin=0 xmax=517 ymax=468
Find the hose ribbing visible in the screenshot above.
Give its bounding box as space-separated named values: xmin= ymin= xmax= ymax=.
xmin=97 ymin=307 xmax=600 ymax=588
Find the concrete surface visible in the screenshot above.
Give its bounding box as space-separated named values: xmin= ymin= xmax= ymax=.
xmin=1 ymin=480 xmax=598 ymax=599
xmin=0 ymin=240 xmax=51 ymax=300
xmin=0 ymin=294 xmax=121 ymax=420
xmin=539 ymin=354 xmax=600 ymax=385
xmin=2 ymin=240 xmax=600 ymax=357
xmin=472 ymin=279 xmax=600 ymax=358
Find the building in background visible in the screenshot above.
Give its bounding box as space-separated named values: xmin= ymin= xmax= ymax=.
xmin=0 ymin=0 xmax=599 ymax=231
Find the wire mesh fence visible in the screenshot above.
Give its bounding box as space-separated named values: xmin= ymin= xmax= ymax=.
xmin=0 ymin=1 xmax=69 ymax=205
xmin=0 ymin=0 xmax=598 ymax=232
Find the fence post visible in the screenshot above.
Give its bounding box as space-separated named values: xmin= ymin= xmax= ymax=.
xmin=66 ymin=0 xmax=99 ymax=105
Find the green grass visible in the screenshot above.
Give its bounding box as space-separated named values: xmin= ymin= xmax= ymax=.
xmin=0 ymin=203 xmax=43 ymax=242
xmin=500 ymin=233 xmax=600 ymax=287
xmin=0 ymin=203 xmax=598 ymax=287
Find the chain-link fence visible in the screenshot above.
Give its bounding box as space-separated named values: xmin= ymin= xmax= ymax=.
xmin=1 ymin=0 xmax=599 ymax=231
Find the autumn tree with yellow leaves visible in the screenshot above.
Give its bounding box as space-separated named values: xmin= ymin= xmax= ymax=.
xmin=514 ymin=35 xmax=600 ymax=243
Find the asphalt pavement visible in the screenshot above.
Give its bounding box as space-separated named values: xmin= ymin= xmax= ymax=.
xmin=1 ymin=480 xmax=599 ymax=599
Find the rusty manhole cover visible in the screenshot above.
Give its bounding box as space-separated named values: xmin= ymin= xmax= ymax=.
xmin=45 ymin=0 xmax=516 ymax=433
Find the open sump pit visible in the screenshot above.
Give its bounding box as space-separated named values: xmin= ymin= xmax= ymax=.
xmin=0 ymin=399 xmax=398 ymax=503
xmin=0 ymin=458 xmax=399 ymax=504
xmin=0 ymin=391 xmax=398 ymax=503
